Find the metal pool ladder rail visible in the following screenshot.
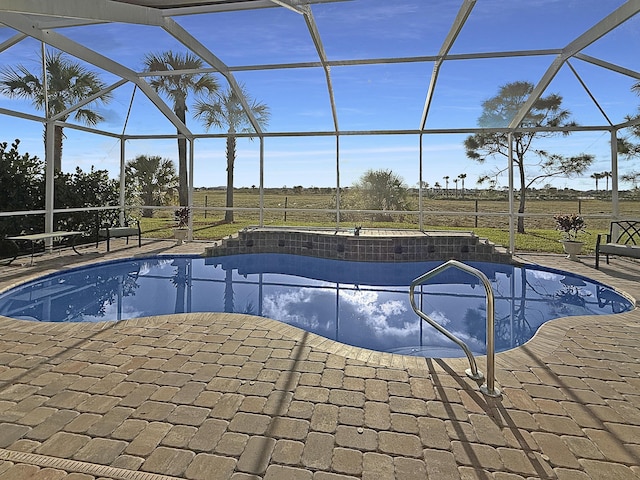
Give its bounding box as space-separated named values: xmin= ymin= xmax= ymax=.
xmin=409 ymin=259 xmax=501 ymax=397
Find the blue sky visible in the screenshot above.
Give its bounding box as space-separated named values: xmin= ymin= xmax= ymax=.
xmin=0 ymin=0 xmax=639 ymax=190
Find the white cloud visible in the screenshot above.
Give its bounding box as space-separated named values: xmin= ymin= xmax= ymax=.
xmin=427 ymin=310 xmax=451 ymax=327
xmin=340 ymin=290 xmax=416 ymax=338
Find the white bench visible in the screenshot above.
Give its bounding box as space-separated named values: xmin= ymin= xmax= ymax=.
xmin=96 ymin=222 xmax=141 ymax=252
xmin=6 ymin=231 xmax=84 ymax=265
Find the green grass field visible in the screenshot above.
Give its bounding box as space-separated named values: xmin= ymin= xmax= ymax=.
xmin=139 ymin=190 xmax=640 ymax=255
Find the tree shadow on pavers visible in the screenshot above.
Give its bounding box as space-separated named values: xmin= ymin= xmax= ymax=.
xmin=105 ymin=239 xmax=180 ymax=257
xmin=0 ymin=250 xmax=101 ymax=285
xmin=429 ymin=358 xmax=491 ymax=412
xmin=596 ymin=258 xmax=640 ymax=282
xmin=490 ymin=402 xmax=557 ymax=479
xmin=429 ymin=358 xmax=555 ymax=479
xmin=427 ymin=359 xmax=497 ymax=467
xmin=0 ymin=320 xmax=121 ymax=395
xmin=236 ymin=330 xmax=313 ymax=476
xmin=0 ymin=240 xmax=185 ymax=287
xmin=515 ymin=343 xmax=640 ymax=467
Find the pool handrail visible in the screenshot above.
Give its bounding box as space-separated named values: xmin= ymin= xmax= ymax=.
xmin=409 ymin=259 xmax=501 ymax=397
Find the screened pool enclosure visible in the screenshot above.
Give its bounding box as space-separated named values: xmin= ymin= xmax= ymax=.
xmin=1 ymin=0 xmax=640 ymax=252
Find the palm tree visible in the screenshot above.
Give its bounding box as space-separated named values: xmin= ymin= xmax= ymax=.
xmin=458 ymin=173 xmax=467 ymax=197
xmin=602 ymin=171 xmax=611 ymax=191
xmin=194 ymin=84 xmax=270 ymax=223
xmin=590 ymin=172 xmax=602 ymax=191
xmin=143 ymin=51 xmax=219 ymax=206
xmin=125 ymin=155 xmax=178 ymax=217
xmin=453 ymin=177 xmax=459 ymax=197
xmin=443 ymin=176 xmax=450 ymax=196
xmin=0 ymin=51 xmax=112 ymax=171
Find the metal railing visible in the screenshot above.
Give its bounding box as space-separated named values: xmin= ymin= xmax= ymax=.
xmin=409 ymin=259 xmax=500 ymax=397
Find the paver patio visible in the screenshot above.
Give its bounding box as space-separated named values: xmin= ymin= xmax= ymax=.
xmin=0 ymin=238 xmax=638 ymax=479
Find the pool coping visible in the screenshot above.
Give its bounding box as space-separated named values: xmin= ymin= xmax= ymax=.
xmin=1 ymin=239 xmax=639 ymax=479
xmin=1 ymin=249 xmax=632 ymax=373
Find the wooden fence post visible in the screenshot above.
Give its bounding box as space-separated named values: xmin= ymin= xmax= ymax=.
xmin=475 ymin=199 xmax=479 ymax=228
xmin=284 ymin=196 xmax=288 ymax=222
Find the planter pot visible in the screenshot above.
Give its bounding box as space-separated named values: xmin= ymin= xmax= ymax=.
xmin=561 ymin=240 xmax=583 ymax=261
xmin=173 ymin=228 xmax=188 ymax=245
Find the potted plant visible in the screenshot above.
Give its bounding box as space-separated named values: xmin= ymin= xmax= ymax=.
xmin=173 ymin=207 xmax=190 ymax=245
xmin=554 ymin=213 xmax=586 ymax=260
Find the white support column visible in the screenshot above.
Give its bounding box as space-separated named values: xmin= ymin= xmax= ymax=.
xmin=42 ymin=41 xmax=54 ymax=248
xmin=610 ymin=129 xmax=619 ymax=219
xmin=188 ymin=138 xmax=194 ymax=241
xmin=508 ymin=133 xmax=514 ymax=254
xmin=335 ymin=134 xmax=340 ymax=227
xmin=419 ymin=133 xmax=424 ymax=231
xmin=259 ymin=137 xmax=264 ymax=227
xmin=44 ymin=122 xmax=55 ymax=242
xmin=119 ymin=138 xmax=126 ymax=226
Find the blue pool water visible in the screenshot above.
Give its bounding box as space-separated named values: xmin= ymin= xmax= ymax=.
xmin=0 ymin=254 xmax=633 ymax=357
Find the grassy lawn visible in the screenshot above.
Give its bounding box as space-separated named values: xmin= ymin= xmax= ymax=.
xmin=137 ymin=190 xmax=640 ymax=254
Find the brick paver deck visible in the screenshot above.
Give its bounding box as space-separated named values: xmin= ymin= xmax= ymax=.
xmin=0 ymin=239 xmax=638 ymax=479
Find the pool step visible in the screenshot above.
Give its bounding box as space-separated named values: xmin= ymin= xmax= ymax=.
xmin=387 ymin=344 xmax=485 ymax=358
xmin=479 ymin=237 xmax=509 ymax=254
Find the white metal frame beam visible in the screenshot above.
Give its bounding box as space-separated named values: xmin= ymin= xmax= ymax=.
xmin=0 ymin=0 xmax=164 ymax=25
xmin=0 ymin=0 xmax=636 ymax=138
xmin=574 ymin=53 xmax=640 ymax=81
xmin=420 ymin=0 xmax=476 ymax=131
xmin=50 ymin=79 xmax=128 ymax=122
xmin=566 ymin=60 xmax=613 ymax=127
xmin=0 ymin=32 xmax=27 ymax=53
xmin=0 ymin=12 xmax=192 ymax=138
xmin=161 ymin=17 xmax=263 ymax=134
xmin=269 ymin=0 xmax=341 ymax=225
xmin=34 ymin=0 xmax=264 ymax=136
xmin=158 ymin=0 xmax=346 ymax=17
xmin=301 ymin=6 xmax=339 ymax=132
xmin=509 ymin=0 xmax=640 ymax=129
xmin=267 ymin=0 xmax=339 ymax=132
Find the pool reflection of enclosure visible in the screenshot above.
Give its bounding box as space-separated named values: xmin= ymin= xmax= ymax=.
xmin=0 ymin=263 xmax=141 ymax=322
xmin=0 ymin=255 xmax=632 ymax=358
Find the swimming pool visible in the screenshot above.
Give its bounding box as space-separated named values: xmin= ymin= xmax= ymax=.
xmin=0 ymin=254 xmax=633 ymax=357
